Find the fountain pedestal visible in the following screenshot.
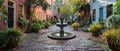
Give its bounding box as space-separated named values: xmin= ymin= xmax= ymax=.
xmin=48 ymin=18 xmax=76 ymax=40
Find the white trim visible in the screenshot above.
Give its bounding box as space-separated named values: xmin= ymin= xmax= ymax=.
xmin=19 ymin=4 xmax=25 ymax=17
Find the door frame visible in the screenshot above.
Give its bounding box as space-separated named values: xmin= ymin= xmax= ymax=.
xmin=8 ymin=0 xmax=16 ymax=28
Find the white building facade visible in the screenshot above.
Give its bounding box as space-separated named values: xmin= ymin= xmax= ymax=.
xmin=90 ymin=0 xmax=117 ymax=23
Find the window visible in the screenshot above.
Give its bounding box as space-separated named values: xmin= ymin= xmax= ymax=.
xmin=19 ymin=5 xmax=23 ymax=14
xmin=19 ymin=4 xmax=25 ymax=17
xmin=107 ymin=4 xmax=113 ymax=18
xmin=93 ymin=9 xmax=96 ymax=21
xmin=93 ymin=0 xmax=96 ymax=3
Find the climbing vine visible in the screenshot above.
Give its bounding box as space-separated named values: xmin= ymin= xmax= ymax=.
xmin=0 ymin=0 xmax=8 ymax=21
xmin=0 ymin=0 xmax=4 ymax=8
xmin=25 ymin=0 xmax=50 ymax=17
xmin=113 ymin=0 xmax=120 ymax=15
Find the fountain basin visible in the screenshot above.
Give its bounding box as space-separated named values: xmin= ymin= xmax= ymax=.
xmin=56 ymin=23 xmax=68 ymax=27
xmin=48 ymin=32 xmax=76 ymax=40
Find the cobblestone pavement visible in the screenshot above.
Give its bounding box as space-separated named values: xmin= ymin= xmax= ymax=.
xmin=0 ymin=25 xmax=111 ymax=51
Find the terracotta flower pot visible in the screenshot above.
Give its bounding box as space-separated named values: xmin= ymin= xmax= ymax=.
xmin=92 ymin=32 xmax=99 ymax=37
xmin=5 ymin=39 xmax=19 ymax=49
xmin=74 ymin=28 xmax=78 ymax=31
xmin=107 ymin=38 xmax=120 ymax=51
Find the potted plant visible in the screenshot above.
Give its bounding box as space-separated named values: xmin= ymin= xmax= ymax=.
xmin=31 ymin=23 xmax=42 ymax=32
xmin=19 ymin=14 xmax=28 ymax=27
xmin=31 ymin=18 xmax=43 ymax=32
xmin=43 ymin=21 xmax=51 ymax=29
xmin=0 ymin=31 xmax=5 ymax=48
xmin=18 ymin=14 xmax=28 ymax=32
xmin=72 ymin=22 xmax=80 ymax=31
xmin=0 ymin=28 xmax=23 ymax=49
xmin=38 ymin=19 xmax=44 ymax=29
xmin=103 ymin=28 xmax=120 ymax=51
xmin=102 ymin=15 xmax=120 ymax=50
xmin=90 ymin=24 xmax=102 ymax=37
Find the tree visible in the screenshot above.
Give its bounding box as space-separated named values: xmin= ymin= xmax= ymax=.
xmin=53 ymin=0 xmax=89 ymax=21
xmin=68 ymin=0 xmax=88 ymax=15
xmin=59 ymin=4 xmax=71 ymax=18
xmin=24 ymin=0 xmax=50 ymax=31
xmin=25 ymin=0 xmax=50 ymax=17
xmin=54 ymin=0 xmax=63 ymax=19
xmin=113 ymin=0 xmax=120 ymax=15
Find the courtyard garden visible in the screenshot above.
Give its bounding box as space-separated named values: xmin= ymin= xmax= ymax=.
xmin=0 ymin=0 xmax=120 ymax=51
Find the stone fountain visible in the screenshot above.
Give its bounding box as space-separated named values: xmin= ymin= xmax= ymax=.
xmin=48 ymin=18 xmax=76 ymax=40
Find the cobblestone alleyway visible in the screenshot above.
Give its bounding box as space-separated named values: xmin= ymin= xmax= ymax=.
xmin=1 ymin=25 xmax=111 ymax=51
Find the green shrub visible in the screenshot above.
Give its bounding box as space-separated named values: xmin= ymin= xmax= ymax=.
xmin=90 ymin=24 xmax=103 ymax=37
xmin=0 ymin=31 xmax=5 ymax=46
xmin=67 ymin=20 xmax=72 ymax=25
xmin=32 ymin=18 xmax=44 ymax=30
xmin=81 ymin=27 xmax=89 ymax=32
xmin=19 ymin=14 xmax=28 ymax=27
xmin=72 ymin=22 xmax=80 ymax=28
xmin=103 ymin=28 xmax=120 ymax=50
xmin=32 ymin=18 xmax=42 ymax=24
xmin=90 ymin=24 xmax=103 ymax=31
xmin=106 ymin=15 xmax=120 ymax=28
xmin=43 ymin=21 xmax=51 ymax=28
xmin=98 ymin=21 xmax=105 ymax=26
xmin=0 ymin=28 xmax=23 ymax=48
xmin=97 ymin=21 xmax=105 ymax=29
xmin=31 ymin=23 xmax=42 ymax=31
xmin=38 ymin=19 xmax=42 ymax=24
xmin=37 ymin=19 xmax=44 ymax=28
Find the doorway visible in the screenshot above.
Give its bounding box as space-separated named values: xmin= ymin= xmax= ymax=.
xmin=8 ymin=1 xmax=14 ymax=28
xmin=99 ymin=7 xmax=103 ymax=21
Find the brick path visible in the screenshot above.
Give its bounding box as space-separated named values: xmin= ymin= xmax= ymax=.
xmin=0 ymin=25 xmax=111 ymax=51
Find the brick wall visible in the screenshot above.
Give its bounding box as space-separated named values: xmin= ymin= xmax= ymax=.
xmin=0 ymin=0 xmax=26 ymax=30
xmin=15 ymin=0 xmax=26 ymax=28
xmin=0 ymin=0 xmax=8 ymax=30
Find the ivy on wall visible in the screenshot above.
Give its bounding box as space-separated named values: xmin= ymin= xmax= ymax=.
xmin=113 ymin=0 xmax=120 ymax=15
xmin=0 ymin=0 xmax=8 ymax=21
xmin=0 ymin=0 xmax=4 ymax=8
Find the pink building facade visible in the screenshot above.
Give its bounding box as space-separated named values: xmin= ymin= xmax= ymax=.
xmin=0 ymin=0 xmax=27 ymax=30
xmin=34 ymin=0 xmax=54 ymax=21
